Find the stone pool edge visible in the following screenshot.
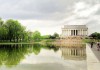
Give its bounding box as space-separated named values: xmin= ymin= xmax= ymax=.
xmin=86 ymin=44 xmax=100 ymax=70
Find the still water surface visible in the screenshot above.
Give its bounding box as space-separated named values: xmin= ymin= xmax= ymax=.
xmin=0 ymin=43 xmax=87 ymax=70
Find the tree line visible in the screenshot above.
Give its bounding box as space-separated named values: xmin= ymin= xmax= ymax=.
xmin=0 ymin=18 xmax=31 ymax=42
xmin=0 ymin=18 xmax=60 ymax=42
xmin=32 ymin=31 xmax=59 ymax=41
xmin=89 ymin=32 xmax=100 ymax=40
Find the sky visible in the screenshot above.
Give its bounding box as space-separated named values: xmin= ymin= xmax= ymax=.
xmin=0 ymin=0 xmax=100 ymax=35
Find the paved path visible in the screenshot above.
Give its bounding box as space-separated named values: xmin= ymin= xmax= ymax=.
xmin=86 ymin=44 xmax=100 ymax=70
xmin=91 ymin=44 xmax=100 ymax=61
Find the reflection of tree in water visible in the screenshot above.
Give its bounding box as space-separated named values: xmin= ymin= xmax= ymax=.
xmin=32 ymin=43 xmax=59 ymax=55
xmin=0 ymin=43 xmax=59 ymax=67
xmin=44 ymin=44 xmax=59 ymax=52
xmin=0 ymin=44 xmax=31 ymax=67
xmin=32 ymin=44 xmax=41 ymax=55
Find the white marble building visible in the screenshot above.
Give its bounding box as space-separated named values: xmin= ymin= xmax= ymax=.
xmin=61 ymin=25 xmax=88 ymax=38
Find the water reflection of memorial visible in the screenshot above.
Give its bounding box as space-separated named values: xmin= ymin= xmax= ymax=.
xmin=0 ymin=43 xmax=86 ymax=68
xmin=60 ymin=43 xmax=86 ymax=60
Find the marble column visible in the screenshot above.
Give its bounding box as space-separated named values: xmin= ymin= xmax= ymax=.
xmin=78 ymin=30 xmax=80 ymax=36
xmin=63 ymin=30 xmax=64 ymax=36
xmin=70 ymin=29 xmax=71 ymax=36
xmin=80 ymin=30 xmax=81 ymax=36
xmin=82 ymin=29 xmax=83 ymax=36
xmin=69 ymin=29 xmax=70 ymax=36
xmin=73 ymin=30 xmax=74 ymax=36
xmin=75 ymin=30 xmax=76 ymax=36
xmin=82 ymin=29 xmax=84 ymax=36
xmin=72 ymin=30 xmax=74 ymax=36
xmin=83 ymin=30 xmax=85 ymax=36
xmin=68 ymin=29 xmax=69 ymax=36
xmin=79 ymin=30 xmax=81 ymax=35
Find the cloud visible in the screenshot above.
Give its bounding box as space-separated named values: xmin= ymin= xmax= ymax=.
xmin=0 ymin=0 xmax=73 ymax=20
xmin=75 ymin=4 xmax=100 ymax=18
xmin=0 ymin=0 xmax=99 ymax=20
xmin=0 ymin=0 xmax=100 ymax=35
xmin=19 ymin=19 xmax=62 ymax=35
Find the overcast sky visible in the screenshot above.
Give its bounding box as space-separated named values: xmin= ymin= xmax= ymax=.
xmin=0 ymin=0 xmax=100 ymax=35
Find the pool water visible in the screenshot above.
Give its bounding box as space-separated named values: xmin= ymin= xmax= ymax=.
xmin=0 ymin=43 xmax=87 ymax=70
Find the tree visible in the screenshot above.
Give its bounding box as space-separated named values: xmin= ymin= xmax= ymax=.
xmin=5 ymin=19 xmax=27 ymax=42
xmin=0 ymin=18 xmax=4 ymax=27
xmin=89 ymin=32 xmax=100 ymax=39
xmin=41 ymin=35 xmax=50 ymax=39
xmin=0 ymin=18 xmax=33 ymax=42
xmin=5 ymin=19 xmax=18 ymax=41
xmin=0 ymin=19 xmax=8 ymax=41
xmin=49 ymin=35 xmax=55 ymax=39
xmin=0 ymin=26 xmax=8 ymax=41
xmin=49 ymin=33 xmax=59 ymax=39
xmin=33 ymin=31 xmax=41 ymax=41
xmin=53 ymin=32 xmax=59 ymax=39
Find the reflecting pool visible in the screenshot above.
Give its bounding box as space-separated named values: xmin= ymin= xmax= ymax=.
xmin=0 ymin=43 xmax=87 ymax=70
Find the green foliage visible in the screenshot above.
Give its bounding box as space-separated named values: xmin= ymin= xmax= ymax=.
xmin=33 ymin=31 xmax=41 ymax=41
xmin=0 ymin=18 xmax=31 ymax=42
xmin=83 ymin=39 xmax=92 ymax=43
xmin=0 ymin=25 xmax=8 ymax=40
xmin=32 ymin=44 xmax=41 ymax=55
xmin=0 ymin=44 xmax=30 ymax=67
xmin=53 ymin=32 xmax=59 ymax=38
xmin=41 ymin=35 xmax=50 ymax=39
xmin=89 ymin=32 xmax=100 ymax=39
xmin=49 ymin=32 xmax=59 ymax=39
xmin=0 ymin=18 xmax=4 ymax=26
xmin=85 ymin=32 xmax=100 ymax=43
xmin=0 ymin=18 xmax=60 ymax=42
xmin=49 ymin=35 xmax=55 ymax=39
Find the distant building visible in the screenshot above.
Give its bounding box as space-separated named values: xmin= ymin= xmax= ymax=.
xmin=61 ymin=25 xmax=88 ymax=38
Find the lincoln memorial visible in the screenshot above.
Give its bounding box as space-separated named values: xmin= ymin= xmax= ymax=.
xmin=61 ymin=25 xmax=88 ymax=38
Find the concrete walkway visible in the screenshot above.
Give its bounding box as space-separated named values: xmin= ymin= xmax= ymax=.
xmin=86 ymin=44 xmax=100 ymax=70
